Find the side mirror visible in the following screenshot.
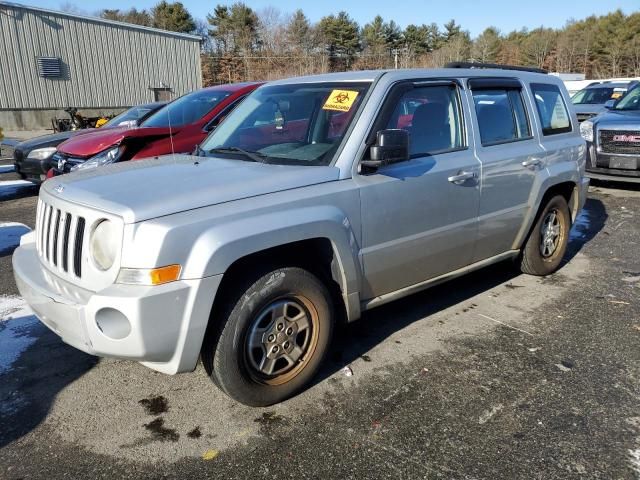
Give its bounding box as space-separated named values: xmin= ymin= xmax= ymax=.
xmin=362 ymin=129 xmax=410 ymax=169
xmin=604 ymin=99 xmax=615 ymax=109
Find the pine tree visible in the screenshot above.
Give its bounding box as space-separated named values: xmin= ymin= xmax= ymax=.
xmin=151 ymin=1 xmax=195 ymax=33
xmin=286 ymin=9 xmax=312 ymax=53
xmin=99 ymin=8 xmax=153 ymax=27
xmin=318 ymin=11 xmax=361 ymax=71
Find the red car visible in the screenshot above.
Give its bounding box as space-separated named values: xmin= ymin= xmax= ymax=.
xmin=50 ymin=82 xmax=261 ymax=174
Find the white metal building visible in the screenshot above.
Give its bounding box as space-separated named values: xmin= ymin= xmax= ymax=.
xmin=0 ymin=1 xmax=202 ymax=129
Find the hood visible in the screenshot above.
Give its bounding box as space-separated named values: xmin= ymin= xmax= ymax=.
xmin=592 ymin=109 xmax=640 ymax=129
xmin=41 ymin=154 xmax=340 ymax=223
xmin=57 ymin=126 xmax=179 ymax=158
xmin=16 ymin=130 xmax=76 ymax=152
xmin=572 ymin=104 xmax=607 ymax=115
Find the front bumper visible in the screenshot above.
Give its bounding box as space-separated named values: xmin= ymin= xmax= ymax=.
xmin=585 ymin=142 xmax=640 ymax=182
xmin=14 ymin=155 xmax=52 ymax=183
xmin=13 ymin=241 xmax=221 ymax=374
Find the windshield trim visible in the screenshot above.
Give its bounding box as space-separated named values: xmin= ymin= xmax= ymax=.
xmin=327 ymin=79 xmax=378 ymax=168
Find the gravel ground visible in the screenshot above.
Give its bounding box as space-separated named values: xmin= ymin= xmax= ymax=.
xmin=0 ymin=168 xmax=639 ymax=479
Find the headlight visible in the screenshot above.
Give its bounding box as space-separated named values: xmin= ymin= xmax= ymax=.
xmin=580 ymin=121 xmax=594 ymax=142
xmin=26 ymin=147 xmax=57 ymax=160
xmin=73 ymin=145 xmax=124 ymax=171
xmin=90 ymin=219 xmax=119 ymax=270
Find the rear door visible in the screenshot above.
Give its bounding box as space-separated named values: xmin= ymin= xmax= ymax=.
xmin=356 ymin=80 xmax=481 ymax=299
xmin=468 ymin=78 xmax=546 ymax=262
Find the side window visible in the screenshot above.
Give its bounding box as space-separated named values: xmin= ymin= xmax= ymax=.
xmin=472 ymin=88 xmax=531 ymax=146
xmin=385 ymin=84 xmax=465 ymax=156
xmin=206 ymin=95 xmax=246 ymax=131
xmin=530 ymin=83 xmax=572 ymax=135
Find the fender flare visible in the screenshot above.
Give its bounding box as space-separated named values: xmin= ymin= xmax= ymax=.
xmin=183 ymin=205 xmax=363 ymax=321
xmin=512 ymin=166 xmax=580 ymax=250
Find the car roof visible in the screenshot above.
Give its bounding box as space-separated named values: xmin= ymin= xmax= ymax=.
xmin=200 ymin=82 xmax=262 ymax=92
xmin=586 ymin=82 xmax=631 ymax=89
xmin=266 ymin=68 xmax=553 ymax=86
xmin=138 ymin=101 xmax=167 ymax=108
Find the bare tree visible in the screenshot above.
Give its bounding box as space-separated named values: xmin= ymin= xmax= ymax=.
xmin=522 ymin=28 xmax=556 ymax=68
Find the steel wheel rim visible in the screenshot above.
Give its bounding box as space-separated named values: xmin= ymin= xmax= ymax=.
xmin=245 ymin=296 xmax=319 ymax=386
xmin=539 ymin=208 xmax=562 ymax=258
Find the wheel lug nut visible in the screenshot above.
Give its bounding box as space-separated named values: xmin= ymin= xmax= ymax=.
xmin=277 ymin=323 xmax=284 ymax=331
xmin=272 ymin=346 xmax=279 ymax=353
xmin=267 ymin=334 xmax=275 ymax=342
xmin=286 ymin=327 xmax=293 ymax=335
xmin=283 ymin=341 xmax=290 ymax=349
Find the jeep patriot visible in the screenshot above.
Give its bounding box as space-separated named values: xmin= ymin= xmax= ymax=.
xmin=13 ymin=64 xmax=589 ymax=406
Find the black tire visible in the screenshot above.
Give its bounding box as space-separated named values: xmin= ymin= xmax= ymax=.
xmin=519 ymin=194 xmax=571 ymax=276
xmin=202 ymin=266 xmax=334 ymax=406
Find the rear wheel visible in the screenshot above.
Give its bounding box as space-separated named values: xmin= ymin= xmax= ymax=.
xmin=519 ymin=194 xmax=571 ymax=276
xmin=202 ymin=266 xmax=334 ymax=406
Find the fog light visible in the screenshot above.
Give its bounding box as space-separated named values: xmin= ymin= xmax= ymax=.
xmin=95 ymin=307 xmax=131 ymax=340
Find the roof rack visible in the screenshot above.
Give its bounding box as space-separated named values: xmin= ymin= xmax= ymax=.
xmin=445 ymin=62 xmax=547 ymax=75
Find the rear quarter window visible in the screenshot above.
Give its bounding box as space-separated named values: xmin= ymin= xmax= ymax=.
xmin=530 ymin=83 xmax=572 ymax=135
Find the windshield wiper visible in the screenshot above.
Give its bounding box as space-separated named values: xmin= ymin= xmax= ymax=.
xmin=208 ymin=147 xmax=268 ymax=163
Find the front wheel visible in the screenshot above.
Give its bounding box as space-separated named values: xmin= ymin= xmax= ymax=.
xmin=519 ymin=194 xmax=571 ymax=276
xmin=202 ymin=267 xmax=334 ymax=406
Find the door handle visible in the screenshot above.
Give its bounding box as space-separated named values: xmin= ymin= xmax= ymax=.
xmin=447 ymin=171 xmax=477 ymax=185
xmin=522 ymin=158 xmax=542 ymax=168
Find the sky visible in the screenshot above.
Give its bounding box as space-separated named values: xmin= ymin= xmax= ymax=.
xmin=16 ymin=0 xmax=640 ymax=36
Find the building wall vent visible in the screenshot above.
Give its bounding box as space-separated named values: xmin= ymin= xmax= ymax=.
xmin=37 ymin=57 xmax=62 ymax=78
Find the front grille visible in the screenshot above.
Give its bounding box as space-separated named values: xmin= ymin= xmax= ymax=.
xmin=36 ymin=198 xmax=86 ymax=278
xmin=599 ymin=130 xmax=640 ymax=155
xmin=52 ymin=152 xmax=85 ymax=172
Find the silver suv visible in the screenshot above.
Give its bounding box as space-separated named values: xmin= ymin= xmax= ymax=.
xmin=13 ymin=65 xmax=589 ymax=406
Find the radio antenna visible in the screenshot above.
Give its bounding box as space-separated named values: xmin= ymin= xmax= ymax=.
xmin=162 ymin=82 xmax=176 ymax=159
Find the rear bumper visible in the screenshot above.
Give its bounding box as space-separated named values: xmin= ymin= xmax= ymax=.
xmin=13 ymin=241 xmax=221 ymax=374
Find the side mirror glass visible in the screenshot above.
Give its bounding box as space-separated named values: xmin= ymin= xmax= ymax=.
xmin=604 ymin=99 xmax=615 ymax=109
xmin=362 ymin=129 xmax=410 ymax=169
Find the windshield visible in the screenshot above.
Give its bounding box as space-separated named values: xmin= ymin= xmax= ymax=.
xmin=613 ymin=85 xmax=640 ymax=110
xmin=142 ymin=89 xmax=232 ymax=128
xmin=103 ymin=104 xmax=160 ymax=128
xmin=571 ymin=86 xmax=625 ymax=105
xmin=200 ymin=82 xmax=370 ymax=166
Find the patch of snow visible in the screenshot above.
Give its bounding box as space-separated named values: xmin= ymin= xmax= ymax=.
xmin=630 ymin=448 xmax=640 ymax=478
xmin=0 ymin=164 xmax=15 ymax=174
xmin=478 ymin=403 xmax=503 ymax=424
xmin=570 ymin=209 xmax=591 ymax=241
xmin=0 ymin=179 xmax=37 ymax=199
xmin=0 ymin=222 xmax=31 ymax=255
xmin=0 ymin=296 xmax=42 ymax=375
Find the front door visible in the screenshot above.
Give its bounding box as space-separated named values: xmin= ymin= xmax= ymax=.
xmin=356 ymin=81 xmax=481 ymax=300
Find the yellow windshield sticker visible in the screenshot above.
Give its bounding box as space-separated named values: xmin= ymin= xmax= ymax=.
xmin=611 ymin=92 xmax=622 ymax=99
xmin=323 ymin=90 xmax=359 ymax=112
